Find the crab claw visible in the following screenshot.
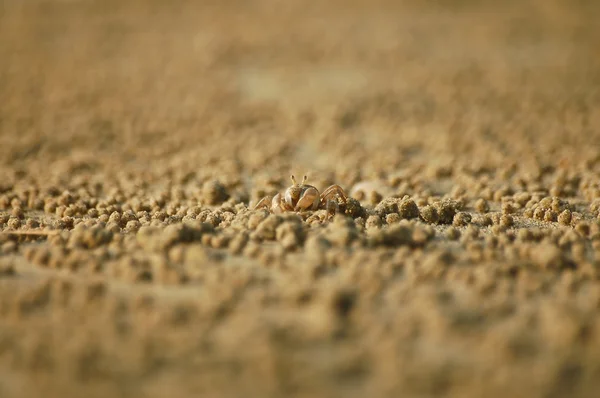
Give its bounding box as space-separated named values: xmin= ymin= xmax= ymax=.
xmin=294 ymin=186 xmax=319 ymax=211
xmin=272 ymin=193 xmax=285 ymax=213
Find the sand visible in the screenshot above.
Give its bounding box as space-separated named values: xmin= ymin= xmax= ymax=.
xmin=1 ymin=0 xmax=600 ymax=397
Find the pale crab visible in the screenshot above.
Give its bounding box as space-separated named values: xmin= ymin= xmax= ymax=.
xmin=254 ymin=175 xmax=348 ymax=216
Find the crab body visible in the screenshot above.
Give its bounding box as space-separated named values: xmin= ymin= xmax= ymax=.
xmin=255 ymin=175 xmax=347 ymax=216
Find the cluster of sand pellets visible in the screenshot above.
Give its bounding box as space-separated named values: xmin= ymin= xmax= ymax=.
xmin=2 ymin=0 xmax=600 ymax=397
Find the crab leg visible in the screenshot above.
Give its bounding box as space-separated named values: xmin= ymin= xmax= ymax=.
xmin=273 ymin=192 xmax=291 ymax=213
xmin=320 ymin=184 xmax=348 ymax=205
xmin=325 ymin=199 xmax=339 ymax=218
xmin=254 ymin=195 xmax=274 ymax=210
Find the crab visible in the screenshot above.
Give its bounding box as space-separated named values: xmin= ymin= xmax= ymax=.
xmin=254 ymin=175 xmax=348 ymax=216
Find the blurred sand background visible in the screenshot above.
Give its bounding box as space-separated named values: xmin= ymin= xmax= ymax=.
xmin=1 ymin=0 xmax=600 ymax=397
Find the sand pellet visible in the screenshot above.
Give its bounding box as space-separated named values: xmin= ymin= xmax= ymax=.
xmin=1 ymin=2 xmax=600 ymax=397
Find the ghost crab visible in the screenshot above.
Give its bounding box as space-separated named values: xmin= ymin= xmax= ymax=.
xmin=254 ymin=175 xmax=348 ymax=217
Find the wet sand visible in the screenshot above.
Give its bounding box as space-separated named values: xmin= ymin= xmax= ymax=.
xmin=2 ymin=0 xmax=600 ymax=397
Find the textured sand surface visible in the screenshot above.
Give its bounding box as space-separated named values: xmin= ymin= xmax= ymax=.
xmin=2 ymin=0 xmax=600 ymax=397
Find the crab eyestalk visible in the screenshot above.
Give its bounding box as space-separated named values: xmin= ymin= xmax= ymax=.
xmin=290 ymin=175 xmax=308 ymax=185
